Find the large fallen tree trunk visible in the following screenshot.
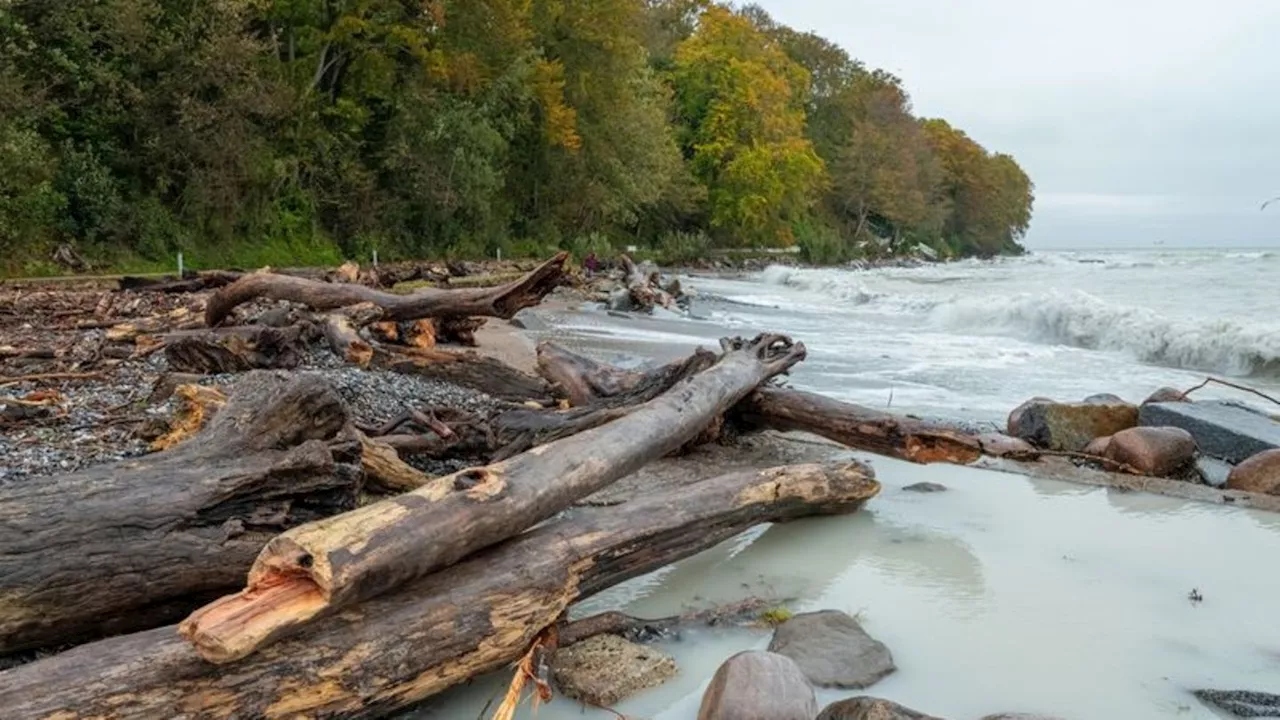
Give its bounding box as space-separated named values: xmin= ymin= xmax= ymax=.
xmin=163 ymin=324 xmax=319 ymax=374
xmin=536 ymin=341 xmax=1033 ymax=465
xmin=619 ymin=254 xmax=675 ymax=312
xmin=205 ymin=251 xmax=568 ymax=326
xmin=179 ymin=334 xmax=806 ymax=663
xmin=0 ymin=461 xmax=877 ymax=719
xmin=0 ymin=372 xmax=362 ymax=656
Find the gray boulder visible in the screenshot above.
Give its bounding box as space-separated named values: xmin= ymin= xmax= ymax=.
xmin=1140 ymin=401 xmax=1280 ymax=463
xmin=1193 ymin=689 xmax=1280 ymax=717
xmin=697 ymin=650 xmax=817 ymax=720
xmin=551 ymin=634 xmax=676 ymax=707
xmin=768 ymin=610 xmax=895 ymax=689
xmin=1196 ymin=456 xmax=1234 ymax=487
xmin=1143 ymin=387 xmax=1187 ymax=404
xmin=817 ymin=696 xmax=944 ymax=719
xmin=1007 ymin=398 xmax=1139 ymax=452
xmin=903 ymin=482 xmax=948 ymax=493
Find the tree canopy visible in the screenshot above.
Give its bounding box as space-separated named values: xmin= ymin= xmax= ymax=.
xmin=0 ymin=0 xmax=1034 ymax=273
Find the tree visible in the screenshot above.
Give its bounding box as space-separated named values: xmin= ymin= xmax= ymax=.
xmin=669 ymin=5 xmax=825 ymax=247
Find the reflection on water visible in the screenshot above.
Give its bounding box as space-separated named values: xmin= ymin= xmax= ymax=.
xmin=409 ymin=453 xmax=1280 ymax=720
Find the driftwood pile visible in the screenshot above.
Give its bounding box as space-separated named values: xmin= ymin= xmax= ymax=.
xmin=0 ymin=254 xmax=1043 ymax=718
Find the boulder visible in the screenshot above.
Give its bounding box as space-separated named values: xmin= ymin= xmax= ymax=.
xmin=1144 ymin=387 xmax=1187 ymax=404
xmin=903 ymin=482 xmax=948 ymax=493
xmin=975 ymin=433 xmax=1039 ymax=459
xmin=1083 ymin=435 xmax=1112 ymax=456
xmin=767 ymin=610 xmax=895 ymax=689
xmin=1007 ymin=398 xmax=1139 ymax=452
xmin=1139 ymin=401 xmax=1280 ymax=464
xmin=1084 ymin=393 xmax=1127 ymax=405
xmin=817 ymin=696 xmax=944 ymax=719
xmin=1196 ymin=456 xmax=1234 ymax=488
xmin=697 ymin=650 xmax=817 ymax=720
xmin=1225 ymin=448 xmax=1280 ymax=495
xmin=551 ymin=633 xmax=677 ymax=707
xmin=1103 ymin=426 xmax=1197 ymax=477
xmin=1193 ymin=689 xmax=1280 ymax=718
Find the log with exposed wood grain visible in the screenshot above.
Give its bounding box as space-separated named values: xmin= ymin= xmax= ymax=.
xmin=536 ymin=341 xmax=1036 ymax=465
xmin=177 ymin=333 xmax=806 ymax=663
xmin=205 ymin=251 xmax=568 ymax=326
xmin=0 ymin=461 xmax=877 ymax=720
xmin=0 ymin=372 xmax=363 ymax=657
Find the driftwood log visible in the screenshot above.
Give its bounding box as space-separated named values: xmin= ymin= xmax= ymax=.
xmin=163 ymin=324 xmax=319 ymax=374
xmin=179 ymin=334 xmax=806 ymax=663
xmin=205 ymin=251 xmax=568 ymax=326
xmin=0 ymin=461 xmax=878 ymax=719
xmin=620 ymin=254 xmax=675 ymax=312
xmin=536 ymin=341 xmax=1031 ymax=465
xmin=0 ymin=372 xmax=362 ymax=656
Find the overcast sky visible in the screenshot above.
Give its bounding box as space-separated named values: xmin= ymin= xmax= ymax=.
xmin=753 ymin=0 xmax=1280 ymax=249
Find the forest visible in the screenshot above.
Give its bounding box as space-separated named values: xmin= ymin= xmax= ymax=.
xmin=0 ymin=0 xmax=1034 ymax=275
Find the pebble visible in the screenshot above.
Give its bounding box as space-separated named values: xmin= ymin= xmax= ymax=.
xmin=2 ymin=339 xmax=502 ymax=484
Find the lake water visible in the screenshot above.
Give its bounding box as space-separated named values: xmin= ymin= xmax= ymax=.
xmin=408 ymin=249 xmax=1280 ymax=720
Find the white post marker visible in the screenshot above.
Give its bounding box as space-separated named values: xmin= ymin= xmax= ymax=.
xmin=372 ymin=248 xmax=378 ymax=267
xmin=177 ymin=251 xmax=184 ymax=278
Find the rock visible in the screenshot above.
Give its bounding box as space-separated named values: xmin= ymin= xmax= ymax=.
xmin=903 ymin=482 xmax=947 ymax=493
xmin=697 ymin=650 xmax=817 ymax=720
xmin=767 ymin=610 xmax=895 ymax=689
xmin=1083 ymin=393 xmax=1126 ymax=405
xmin=817 ymin=696 xmax=944 ymax=719
xmin=1196 ymin=456 xmax=1234 ymax=488
xmin=550 ymin=633 xmax=677 ymax=707
xmin=1226 ymin=448 xmax=1280 ymax=495
xmin=1193 ymin=689 xmax=1280 ymax=718
xmin=1144 ymin=387 xmax=1187 ymax=404
xmin=253 ymin=307 xmax=295 ymax=327
xmin=1007 ymin=398 xmax=1139 ymax=452
xmin=1083 ymin=435 xmax=1112 ymax=456
xmin=1140 ymin=401 xmax=1280 ymax=463
xmin=1103 ymin=426 xmax=1197 ymax=477
xmin=975 ymin=433 xmax=1039 ymax=459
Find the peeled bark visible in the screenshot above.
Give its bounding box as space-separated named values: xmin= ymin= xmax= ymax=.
xmin=739 ymin=387 xmax=986 ymax=465
xmin=0 ymin=372 xmax=362 ymax=656
xmin=205 ymin=252 xmax=568 ymax=326
xmin=0 ymin=461 xmax=877 ymax=720
xmin=178 ymin=334 xmax=806 ymax=663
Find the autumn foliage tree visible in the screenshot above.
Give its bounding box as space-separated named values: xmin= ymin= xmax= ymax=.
xmin=0 ymin=0 xmax=1033 ymax=273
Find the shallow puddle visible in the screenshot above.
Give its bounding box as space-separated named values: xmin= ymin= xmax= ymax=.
xmin=409 ymin=453 xmax=1280 ymax=719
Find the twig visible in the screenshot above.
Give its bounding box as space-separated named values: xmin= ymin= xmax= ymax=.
xmin=491 ymin=627 xmax=556 ymax=720
xmin=1180 ymin=377 xmax=1280 ymax=408
xmin=1034 ymin=449 xmax=1144 ymax=475
xmin=0 ymin=371 xmax=103 ymax=388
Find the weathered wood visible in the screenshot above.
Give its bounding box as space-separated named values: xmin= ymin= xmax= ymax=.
xmin=0 ymin=461 xmax=878 ymax=719
xmin=164 ymin=324 xmax=317 ymax=374
xmin=374 ymin=346 xmax=555 ymax=404
xmin=739 ymin=387 xmax=987 ymax=465
xmin=0 ymin=372 xmax=363 ymax=656
xmin=557 ymin=597 xmax=774 ymax=648
xmin=620 ymin=254 xmax=675 ymax=312
xmin=117 ymin=271 xmax=243 ymax=293
xmin=178 ymin=334 xmax=806 ymax=663
xmin=358 ymin=433 xmax=432 ymax=493
xmin=205 ymin=251 xmax=568 ymax=326
xmin=536 ymin=341 xmax=1019 ymax=465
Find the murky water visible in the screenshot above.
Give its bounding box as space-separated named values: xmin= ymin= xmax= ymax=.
xmin=410 ymin=453 xmax=1280 ymax=720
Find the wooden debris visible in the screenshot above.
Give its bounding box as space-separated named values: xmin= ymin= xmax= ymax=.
xmin=177 ymin=334 xmax=806 ymax=664
xmin=0 ymin=461 xmax=878 ymax=719
xmin=149 ymin=384 xmax=228 ymax=451
xmin=0 ymin=372 xmax=362 ymax=656
xmin=205 ymin=252 xmax=568 ymax=326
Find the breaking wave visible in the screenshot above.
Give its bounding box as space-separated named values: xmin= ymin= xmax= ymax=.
xmin=757 ymin=264 xmax=1280 ymax=377
xmin=931 ymin=291 xmax=1280 ymax=377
